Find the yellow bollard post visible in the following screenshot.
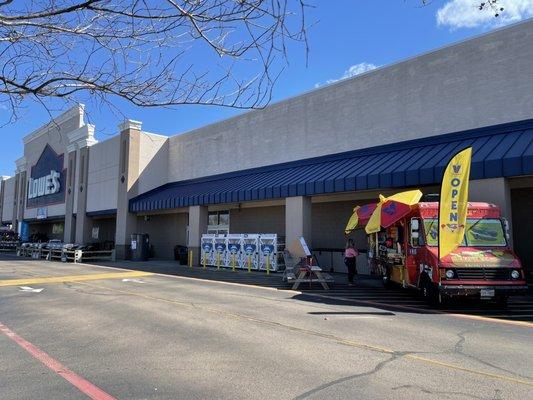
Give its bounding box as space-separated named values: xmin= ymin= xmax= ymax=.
xmin=203 ymin=251 xmax=206 ymax=269
xmin=188 ymin=250 xmax=193 ymax=267
xmin=266 ymin=255 xmax=270 ymax=275
xmin=247 ymin=255 xmax=252 ymax=273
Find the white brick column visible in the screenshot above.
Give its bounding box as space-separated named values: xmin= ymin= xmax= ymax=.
xmin=115 ymin=120 xmax=142 ymax=259
xmin=187 ymin=205 xmax=208 ymax=265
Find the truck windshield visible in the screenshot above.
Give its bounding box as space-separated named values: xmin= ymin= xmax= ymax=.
xmin=423 ymin=218 xmax=507 ymax=247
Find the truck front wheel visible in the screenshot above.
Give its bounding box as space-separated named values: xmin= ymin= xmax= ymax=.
xmin=421 ymin=278 xmax=440 ymax=306
xmin=382 ymin=269 xmax=393 ymax=289
xmin=495 ymin=295 xmax=508 ymax=309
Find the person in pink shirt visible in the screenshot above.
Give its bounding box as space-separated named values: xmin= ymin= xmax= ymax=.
xmin=344 ymin=238 xmax=359 ymax=286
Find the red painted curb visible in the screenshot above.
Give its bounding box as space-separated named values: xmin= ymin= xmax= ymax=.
xmin=0 ymin=322 xmax=116 ymax=400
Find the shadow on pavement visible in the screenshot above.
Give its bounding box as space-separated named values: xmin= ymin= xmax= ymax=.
xmin=308 ymin=311 xmax=395 ymax=316
xmin=2 ymin=254 xmax=532 ymax=323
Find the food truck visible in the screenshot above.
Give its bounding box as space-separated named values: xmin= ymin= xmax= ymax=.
xmin=366 ymin=202 xmax=528 ymax=305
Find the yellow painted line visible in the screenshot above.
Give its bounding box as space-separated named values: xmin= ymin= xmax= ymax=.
xmin=80 ymin=281 xmax=533 ymax=388
xmin=405 ymin=354 xmax=533 ymax=387
xmin=0 ymin=271 xmax=152 ymax=287
xmin=447 ymin=312 xmax=533 ymax=329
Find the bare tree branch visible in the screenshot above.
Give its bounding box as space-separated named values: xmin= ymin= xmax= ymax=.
xmin=0 ymin=0 xmax=309 ymax=122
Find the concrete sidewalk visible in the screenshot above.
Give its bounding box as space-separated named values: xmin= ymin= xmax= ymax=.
xmin=93 ymin=258 xmax=382 ymax=289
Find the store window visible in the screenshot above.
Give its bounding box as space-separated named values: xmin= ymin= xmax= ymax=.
xmin=52 ymin=223 xmax=64 ymax=235
xmin=208 ymin=211 xmax=229 ymax=235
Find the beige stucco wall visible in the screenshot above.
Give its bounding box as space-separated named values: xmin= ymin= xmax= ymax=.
xmin=1 ymin=177 xmax=15 ymax=222
xmin=229 ymin=206 xmax=285 ymax=236
xmin=311 ymin=200 xmax=376 ymax=274
xmin=312 ymin=201 xmax=369 ymax=250
xmin=165 ymin=20 xmax=533 ymax=185
xmin=86 ymin=136 xmax=120 ymax=212
xmin=137 ymin=132 xmax=169 ymax=195
xmin=136 ymin=212 xmax=188 ymax=259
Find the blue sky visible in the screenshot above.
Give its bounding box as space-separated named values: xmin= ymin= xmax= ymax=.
xmin=1 ymin=0 xmax=532 ymax=176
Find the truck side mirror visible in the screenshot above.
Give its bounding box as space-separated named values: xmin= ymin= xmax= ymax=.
xmin=502 ymin=218 xmax=510 ymax=240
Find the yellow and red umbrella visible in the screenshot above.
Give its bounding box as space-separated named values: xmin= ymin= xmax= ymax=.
xmin=344 ymin=203 xmax=377 ymax=234
xmin=365 ymin=190 xmax=423 ymax=234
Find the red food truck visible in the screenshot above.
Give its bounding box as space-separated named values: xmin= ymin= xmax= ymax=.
xmin=366 ymin=202 xmax=528 ymax=305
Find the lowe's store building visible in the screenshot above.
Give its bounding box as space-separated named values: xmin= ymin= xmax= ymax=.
xmin=1 ymin=21 xmax=532 ymax=273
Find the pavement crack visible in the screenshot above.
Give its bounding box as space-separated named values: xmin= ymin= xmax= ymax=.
xmin=450 ymin=329 xmax=533 ymax=381
xmin=392 ymin=384 xmax=503 ymax=400
xmin=454 ymin=329 xmax=467 ymax=353
xmin=292 ymin=352 xmax=401 ymax=400
xmin=61 ymin=282 xmax=126 ymax=297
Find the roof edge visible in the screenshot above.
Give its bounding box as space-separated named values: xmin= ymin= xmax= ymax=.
xmin=131 ymin=118 xmax=533 ymax=203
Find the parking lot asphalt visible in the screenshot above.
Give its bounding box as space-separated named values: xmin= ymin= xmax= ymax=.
xmin=1 ymin=256 xmax=532 ymax=399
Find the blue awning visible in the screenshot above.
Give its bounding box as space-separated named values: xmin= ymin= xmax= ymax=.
xmin=130 ymin=119 xmax=533 ymax=213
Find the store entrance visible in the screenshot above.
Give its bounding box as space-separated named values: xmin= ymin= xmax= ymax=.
xmin=27 ymin=219 xmax=64 ymax=242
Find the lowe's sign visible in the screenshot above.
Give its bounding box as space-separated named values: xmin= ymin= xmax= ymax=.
xmin=26 ymin=145 xmax=66 ymax=208
xmin=28 ymin=170 xmax=60 ymax=199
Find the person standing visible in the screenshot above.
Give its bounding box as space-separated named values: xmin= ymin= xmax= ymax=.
xmin=344 ymin=238 xmax=359 ymax=286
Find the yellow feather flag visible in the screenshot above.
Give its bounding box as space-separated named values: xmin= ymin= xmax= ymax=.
xmin=439 ymin=147 xmax=472 ymax=260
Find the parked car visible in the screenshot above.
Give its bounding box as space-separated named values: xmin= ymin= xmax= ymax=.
xmin=46 ymin=240 xmax=64 ymax=251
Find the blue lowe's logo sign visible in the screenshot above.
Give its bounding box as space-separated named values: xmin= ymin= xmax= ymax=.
xmin=27 ymin=145 xmax=66 ymax=208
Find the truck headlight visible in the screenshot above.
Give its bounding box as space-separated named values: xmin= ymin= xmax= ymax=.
xmin=445 ymin=269 xmax=455 ymax=279
xmin=511 ymin=270 xmax=520 ymax=279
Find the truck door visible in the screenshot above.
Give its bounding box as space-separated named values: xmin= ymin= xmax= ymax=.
xmin=407 ymin=217 xmax=422 ymax=286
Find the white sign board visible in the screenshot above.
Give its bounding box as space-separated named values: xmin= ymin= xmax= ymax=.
xmin=36 ymin=207 xmax=48 ymax=220
xmin=287 ymin=236 xmax=312 ymax=258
